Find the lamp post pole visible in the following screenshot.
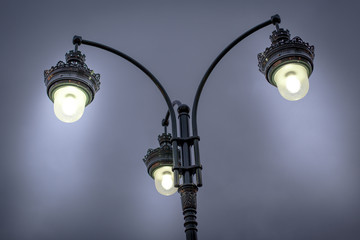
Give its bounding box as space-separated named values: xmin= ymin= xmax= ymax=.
xmin=177 ymin=104 xmax=199 ymax=240
xmin=44 ymin=14 xmax=314 ymax=240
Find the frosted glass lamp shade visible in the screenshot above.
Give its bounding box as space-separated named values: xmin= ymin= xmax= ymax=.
xmin=53 ymin=85 xmax=87 ymax=123
xmin=273 ymin=63 xmax=309 ymax=101
xmin=153 ymin=166 xmax=177 ymax=196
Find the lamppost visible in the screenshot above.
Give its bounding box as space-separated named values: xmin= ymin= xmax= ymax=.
xmin=44 ymin=14 xmax=314 ymax=240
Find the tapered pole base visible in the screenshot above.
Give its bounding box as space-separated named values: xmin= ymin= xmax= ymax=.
xmin=179 ymin=184 xmax=198 ymax=240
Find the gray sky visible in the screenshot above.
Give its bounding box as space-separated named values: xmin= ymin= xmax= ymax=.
xmin=1 ymin=0 xmax=360 ymax=239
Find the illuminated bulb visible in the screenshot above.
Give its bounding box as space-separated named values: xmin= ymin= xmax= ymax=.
xmin=161 ymin=173 xmax=173 ymax=190
xmin=154 ymin=166 xmax=177 ymax=196
xmin=285 ymin=75 xmax=301 ymax=93
xmin=53 ymin=85 xmax=87 ymax=123
xmin=273 ymin=63 xmax=309 ymax=101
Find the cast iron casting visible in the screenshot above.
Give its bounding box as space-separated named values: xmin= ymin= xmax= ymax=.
xmin=257 ymin=27 xmax=315 ymax=86
xmin=44 ymin=50 xmax=100 ymax=105
xmin=143 ymin=133 xmax=176 ymax=178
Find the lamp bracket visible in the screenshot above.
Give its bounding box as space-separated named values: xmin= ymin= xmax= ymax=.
xmin=173 ymin=164 xmax=202 ymax=176
xmin=171 ymin=136 xmax=200 ymax=146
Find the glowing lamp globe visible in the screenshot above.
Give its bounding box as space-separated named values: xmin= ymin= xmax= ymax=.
xmin=44 ymin=50 xmax=100 ymax=123
xmin=154 ymin=166 xmax=177 ymax=196
xmin=258 ymin=28 xmax=314 ymax=101
xmin=273 ymin=63 xmax=309 ymax=101
xmin=53 ymin=85 xmax=87 ymax=123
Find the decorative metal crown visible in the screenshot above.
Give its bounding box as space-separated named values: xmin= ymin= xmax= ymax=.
xmin=257 ymin=28 xmax=315 ymax=85
xmin=143 ymin=133 xmax=175 ymax=177
xmin=65 ymin=50 xmax=86 ymax=63
xmin=44 ymin=50 xmax=101 ymax=104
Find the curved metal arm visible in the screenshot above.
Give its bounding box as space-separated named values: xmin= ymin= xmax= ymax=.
xmin=162 ymin=100 xmax=182 ymax=128
xmin=190 ymin=15 xmax=281 ymax=183
xmin=73 ymin=36 xmax=181 ymax=182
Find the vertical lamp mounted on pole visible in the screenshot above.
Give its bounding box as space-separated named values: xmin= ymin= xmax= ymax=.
xmin=143 ymin=131 xmax=179 ymax=196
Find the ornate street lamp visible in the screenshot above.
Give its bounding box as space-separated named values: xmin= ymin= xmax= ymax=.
xmin=258 ymin=27 xmax=315 ymax=101
xmin=44 ymin=14 xmax=314 ymax=240
xmin=44 ymin=50 xmax=100 ymax=123
xmin=143 ymin=132 xmax=178 ymax=196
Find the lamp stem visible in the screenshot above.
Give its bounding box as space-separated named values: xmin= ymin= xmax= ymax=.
xmin=162 ymin=100 xmax=182 ymax=131
xmin=276 ymin=23 xmax=280 ymax=31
